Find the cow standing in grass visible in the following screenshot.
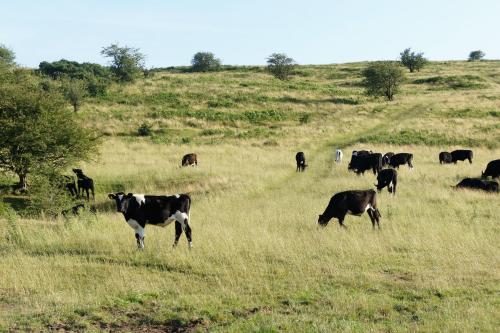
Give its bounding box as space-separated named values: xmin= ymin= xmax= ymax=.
xmin=439 ymin=152 xmax=453 ymax=164
xmin=348 ymin=153 xmax=382 ymax=175
xmin=451 ymin=150 xmax=473 ymax=164
xmin=73 ymin=168 xmax=95 ymax=200
xmin=482 ymin=159 xmax=500 ymax=179
xmin=182 ymin=153 xmax=198 ymax=167
xmin=375 ymin=169 xmax=398 ymax=195
xmin=335 ymin=149 xmax=343 ymax=163
xmin=296 ymin=152 xmax=307 ymax=172
xmin=389 ymin=153 xmax=413 ymax=170
xmin=318 ymin=189 xmax=381 ymax=229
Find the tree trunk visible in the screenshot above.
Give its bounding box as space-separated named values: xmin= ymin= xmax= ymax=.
xmin=18 ymin=173 xmax=28 ymax=191
xmin=73 ymin=102 xmax=78 ymax=112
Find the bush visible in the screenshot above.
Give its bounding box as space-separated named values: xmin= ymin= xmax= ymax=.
xmin=191 ymin=52 xmax=221 ymax=72
xmin=138 ymin=122 xmax=152 ymax=136
xmin=267 ymin=53 xmax=296 ymax=80
xmin=362 ymin=61 xmax=405 ymax=101
xmin=468 ymin=50 xmax=485 ymax=62
xmin=400 ymin=48 xmax=428 ymax=72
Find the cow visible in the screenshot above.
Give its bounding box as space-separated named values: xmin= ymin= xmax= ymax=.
xmin=375 ymin=169 xmax=397 ymax=195
xmin=450 ymin=149 xmax=473 ymax=164
xmin=382 ymin=152 xmax=394 ymax=167
xmin=318 ymin=189 xmax=381 ymax=229
xmin=62 ymin=203 xmax=97 ymax=217
xmin=482 ymin=159 xmax=500 ymax=179
xmin=439 ymin=152 xmax=453 ymax=164
xmin=295 ymin=152 xmax=307 ymax=172
xmin=63 ymin=175 xmax=77 ymax=197
xmin=72 ymin=169 xmax=95 ymax=200
xmin=352 ymin=150 xmax=372 ymax=157
xmin=335 ymin=149 xmax=343 ymax=163
xmin=454 ymin=178 xmax=498 ymax=193
xmin=388 ymin=153 xmax=413 ymax=170
xmin=348 ymin=153 xmax=382 ymax=175
xmin=182 ymin=153 xmax=198 ymax=167
xmin=108 ymin=192 xmax=192 ymax=249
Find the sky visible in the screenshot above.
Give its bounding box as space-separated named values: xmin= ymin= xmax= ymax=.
xmin=1 ymin=0 xmax=499 ymax=68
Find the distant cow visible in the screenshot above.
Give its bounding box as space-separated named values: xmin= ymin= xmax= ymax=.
xmin=375 ymin=169 xmax=398 ymax=195
xmin=62 ymin=203 xmax=97 ymax=217
xmin=482 ymin=159 xmax=500 ymax=179
xmin=335 ymin=149 xmax=343 ymax=163
xmin=352 ymin=150 xmax=372 ymax=157
xmin=382 ymin=152 xmax=394 ymax=167
xmin=439 ymin=152 xmax=453 ymax=164
xmin=318 ymin=189 xmax=381 ymax=229
xmin=63 ymin=175 xmax=77 ymax=197
xmin=454 ymin=178 xmax=498 ymax=193
xmin=348 ymin=153 xmax=382 ymax=175
xmin=108 ymin=192 xmax=192 ymax=249
xmin=296 ymin=152 xmax=307 ymax=172
xmin=72 ymin=169 xmax=95 ymax=200
xmin=451 ymin=150 xmax=473 ymax=164
xmin=389 ymin=153 xmax=413 ymax=170
xmin=182 ymin=153 xmax=198 ymax=167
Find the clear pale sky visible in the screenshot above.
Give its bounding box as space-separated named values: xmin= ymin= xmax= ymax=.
xmin=1 ymin=0 xmax=499 ymax=68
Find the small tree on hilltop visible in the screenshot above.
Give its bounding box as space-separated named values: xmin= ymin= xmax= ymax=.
xmin=101 ymin=44 xmax=145 ymax=82
xmin=61 ymin=78 xmax=87 ymax=112
xmin=0 ymin=44 xmax=16 ymax=68
xmin=400 ymin=48 xmax=428 ymax=72
xmin=191 ymin=52 xmax=221 ymax=72
xmin=468 ymin=50 xmax=485 ymax=62
xmin=362 ymin=61 xmax=405 ymax=101
xmin=267 ymin=53 xmax=296 ymax=80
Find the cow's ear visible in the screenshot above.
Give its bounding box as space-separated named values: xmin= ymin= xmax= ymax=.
xmin=108 ymin=193 xmax=116 ymax=199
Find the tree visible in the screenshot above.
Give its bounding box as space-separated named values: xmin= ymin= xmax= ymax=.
xmin=101 ymin=44 xmax=145 ymax=82
xmin=468 ymin=50 xmax=485 ymax=62
xmin=191 ymin=52 xmax=221 ymax=72
xmin=400 ymin=48 xmax=428 ymax=72
xmin=266 ymin=53 xmax=296 ymax=80
xmin=0 ymin=44 xmax=16 ymax=68
xmin=61 ymin=78 xmax=87 ymax=112
xmin=362 ymin=61 xmax=405 ymax=101
xmin=0 ymin=74 xmax=100 ymax=190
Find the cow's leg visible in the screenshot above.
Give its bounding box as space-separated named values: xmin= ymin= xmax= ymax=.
xmin=367 ymin=210 xmax=376 ymax=229
xmin=337 ymin=213 xmax=347 ymax=228
xmin=135 ymin=227 xmax=145 ymax=250
xmin=85 ymin=188 xmax=90 ymax=201
xmin=468 ymin=157 xmax=472 ymax=164
xmin=173 ymin=221 xmax=183 ymax=247
xmin=184 ymin=219 xmax=193 ymax=249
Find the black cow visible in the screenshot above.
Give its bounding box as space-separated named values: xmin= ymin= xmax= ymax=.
xmin=182 ymin=153 xmax=198 ymax=167
xmin=72 ymin=168 xmax=95 ymax=200
xmin=318 ymin=189 xmax=381 ymax=229
xmin=382 ymin=152 xmax=394 ymax=167
xmin=439 ymin=152 xmax=453 ymax=164
xmin=389 ymin=153 xmax=413 ymax=169
xmin=295 ymin=152 xmax=307 ymax=172
xmin=454 ymin=178 xmax=498 ymax=193
xmin=348 ymin=153 xmax=382 ymax=175
xmin=352 ymin=150 xmax=372 ymax=157
xmin=482 ymin=159 xmax=500 ymax=179
xmin=62 ymin=203 xmax=97 ymax=217
xmin=451 ymin=150 xmax=473 ymax=164
xmin=375 ymin=169 xmax=397 ymax=195
xmin=63 ymin=175 xmax=78 ymax=197
xmin=108 ymin=192 xmax=192 ymax=249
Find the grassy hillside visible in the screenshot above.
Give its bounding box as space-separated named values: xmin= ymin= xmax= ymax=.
xmin=1 ymin=61 xmax=499 ymax=332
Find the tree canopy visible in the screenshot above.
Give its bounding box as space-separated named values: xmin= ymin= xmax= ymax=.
xmin=400 ymin=48 xmax=428 ymax=72
xmin=101 ymin=44 xmax=145 ymax=82
xmin=362 ymin=61 xmax=405 ymax=101
xmin=266 ymin=53 xmax=296 ymax=80
xmin=191 ymin=52 xmax=221 ymax=72
xmin=468 ymin=50 xmax=485 ymax=61
xmin=0 ymin=44 xmax=16 ymax=68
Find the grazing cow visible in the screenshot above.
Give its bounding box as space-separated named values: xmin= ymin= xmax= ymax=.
xmin=318 ymin=189 xmax=381 ymax=229
xmin=454 ymin=178 xmax=498 ymax=193
xmin=108 ymin=192 xmax=192 ymax=249
xmin=182 ymin=153 xmax=198 ymax=167
xmin=72 ymin=169 xmax=95 ymax=200
xmin=451 ymin=149 xmax=473 ymax=164
xmin=63 ymin=175 xmax=77 ymax=197
xmin=352 ymin=150 xmax=372 ymax=157
xmin=439 ymin=152 xmax=453 ymax=164
xmin=335 ymin=149 xmax=343 ymax=163
xmin=375 ymin=169 xmax=398 ymax=195
xmin=295 ymin=152 xmax=307 ymax=172
xmin=348 ymin=153 xmax=382 ymax=175
xmin=62 ymin=203 xmax=97 ymax=217
xmin=482 ymin=159 xmax=500 ymax=179
xmin=389 ymin=153 xmax=413 ymax=170
xmin=382 ymin=152 xmax=394 ymax=167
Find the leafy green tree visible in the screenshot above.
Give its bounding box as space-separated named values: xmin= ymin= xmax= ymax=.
xmin=101 ymin=44 xmax=145 ymax=82
xmin=400 ymin=48 xmax=428 ymax=72
xmin=468 ymin=50 xmax=485 ymax=61
xmin=0 ymin=74 xmax=100 ymax=190
xmin=266 ymin=53 xmax=296 ymax=80
xmin=191 ymin=52 xmax=221 ymax=72
xmin=362 ymin=61 xmax=405 ymax=101
xmin=0 ymin=44 xmax=16 ymax=68
xmin=61 ymin=78 xmax=87 ymax=112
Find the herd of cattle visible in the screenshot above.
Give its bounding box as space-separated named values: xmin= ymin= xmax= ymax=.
xmin=61 ymin=151 xmax=498 ymax=249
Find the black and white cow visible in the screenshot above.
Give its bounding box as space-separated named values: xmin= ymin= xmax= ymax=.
xmin=450 ymin=150 xmax=473 ymax=164
xmin=295 ymin=152 xmax=307 ymax=172
xmin=318 ymin=189 xmax=381 ymax=229
xmin=439 ymin=152 xmax=453 ymax=164
xmin=108 ymin=192 xmax=192 ymax=249
xmin=335 ymin=149 xmax=343 ymax=163
xmin=182 ymin=153 xmax=198 ymax=167
xmin=388 ymin=153 xmax=413 ymax=170
xmin=375 ymin=169 xmax=397 ymax=195
xmin=454 ymin=178 xmax=498 ymax=193
xmin=352 ymin=150 xmax=372 ymax=157
xmin=382 ymin=152 xmax=394 ymax=167
xmin=348 ymin=153 xmax=382 ymax=175
xmin=482 ymin=159 xmax=500 ymax=179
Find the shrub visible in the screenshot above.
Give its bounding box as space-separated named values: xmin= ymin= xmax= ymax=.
xmin=101 ymin=44 xmax=145 ymax=82
xmin=468 ymin=50 xmax=485 ymax=61
xmin=138 ymin=122 xmax=152 ymax=136
xmin=267 ymin=53 xmax=296 ymax=80
xmin=191 ymin=52 xmax=221 ymax=72
xmin=400 ymin=48 xmax=428 ymax=72
xmin=362 ymin=61 xmax=405 ymax=101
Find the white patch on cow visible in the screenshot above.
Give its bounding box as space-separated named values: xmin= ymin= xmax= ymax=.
xmin=118 ymin=194 xmax=124 ymax=201
xmin=127 ymin=218 xmax=145 ymax=249
xmin=364 ymin=203 xmax=373 ymax=212
xmin=133 ymin=194 xmax=146 ymax=206
xmin=174 ymin=210 xmax=189 ymax=223
xmin=174 ymin=194 xmax=180 ymax=198
xmin=127 ymin=218 xmax=141 ymax=230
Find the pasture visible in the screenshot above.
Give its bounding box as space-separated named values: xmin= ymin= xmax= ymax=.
xmin=1 ymin=61 xmax=499 ymax=332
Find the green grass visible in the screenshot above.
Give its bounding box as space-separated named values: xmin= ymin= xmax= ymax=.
xmin=1 ymin=60 xmax=500 ymax=332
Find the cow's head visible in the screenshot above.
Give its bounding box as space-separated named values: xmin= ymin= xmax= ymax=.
xmin=108 ymin=192 xmax=133 ymax=213
xmin=318 ymin=214 xmax=329 ymax=227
